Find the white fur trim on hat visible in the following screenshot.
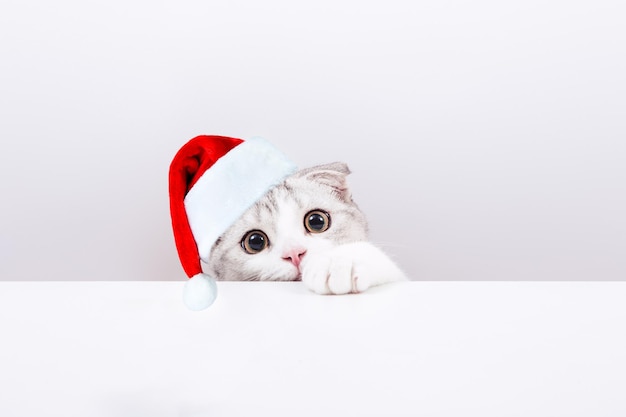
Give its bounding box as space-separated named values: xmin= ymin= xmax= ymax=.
xmin=184 ymin=137 xmax=297 ymax=262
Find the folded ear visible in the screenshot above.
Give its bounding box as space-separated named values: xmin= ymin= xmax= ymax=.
xmin=295 ymin=162 xmax=352 ymax=201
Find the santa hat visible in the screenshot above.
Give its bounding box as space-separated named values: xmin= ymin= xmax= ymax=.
xmin=169 ymin=135 xmax=297 ymax=311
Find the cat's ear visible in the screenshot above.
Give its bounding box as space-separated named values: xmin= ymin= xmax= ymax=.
xmin=295 ymin=162 xmax=352 ymax=201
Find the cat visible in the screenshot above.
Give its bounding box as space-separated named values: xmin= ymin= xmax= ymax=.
xmin=206 ymin=162 xmax=407 ymax=294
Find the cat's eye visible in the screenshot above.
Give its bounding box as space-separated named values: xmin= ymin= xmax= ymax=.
xmin=304 ymin=210 xmax=331 ymax=233
xmin=241 ymin=230 xmax=269 ymax=254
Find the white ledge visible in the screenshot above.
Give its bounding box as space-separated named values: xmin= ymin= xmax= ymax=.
xmin=1 ymin=281 xmax=625 ymax=417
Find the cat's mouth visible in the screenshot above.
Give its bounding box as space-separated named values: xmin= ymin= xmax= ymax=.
xmin=291 ymin=267 xmax=302 ymax=281
xmin=287 ymin=263 xmax=303 ymax=281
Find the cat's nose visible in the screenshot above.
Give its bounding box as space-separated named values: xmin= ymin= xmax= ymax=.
xmin=282 ymin=248 xmax=307 ymax=268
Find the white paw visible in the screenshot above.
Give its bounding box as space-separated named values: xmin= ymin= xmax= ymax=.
xmin=300 ymin=250 xmax=371 ymax=295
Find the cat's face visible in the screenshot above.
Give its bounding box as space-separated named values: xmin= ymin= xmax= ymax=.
xmin=206 ymin=162 xmax=369 ymax=281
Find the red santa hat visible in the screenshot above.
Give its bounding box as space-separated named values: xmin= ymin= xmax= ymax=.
xmin=169 ymin=135 xmax=297 ymax=310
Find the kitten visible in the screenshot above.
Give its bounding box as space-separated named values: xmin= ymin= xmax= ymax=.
xmin=207 ymin=162 xmax=407 ymax=294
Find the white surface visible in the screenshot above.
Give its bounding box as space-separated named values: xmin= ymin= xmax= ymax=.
xmin=1 ymin=281 xmax=625 ymax=417
xmin=1 ymin=1 xmax=626 ymax=283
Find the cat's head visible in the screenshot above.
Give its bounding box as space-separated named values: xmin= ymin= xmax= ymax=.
xmin=206 ymin=162 xmax=369 ymax=281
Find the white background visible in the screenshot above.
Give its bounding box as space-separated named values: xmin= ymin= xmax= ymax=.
xmin=1 ymin=0 xmax=624 ymax=282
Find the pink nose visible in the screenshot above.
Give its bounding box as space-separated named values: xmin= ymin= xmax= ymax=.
xmin=282 ymin=247 xmax=307 ymax=267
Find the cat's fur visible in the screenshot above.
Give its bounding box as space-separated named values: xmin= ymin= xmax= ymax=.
xmin=206 ymin=162 xmax=406 ymax=294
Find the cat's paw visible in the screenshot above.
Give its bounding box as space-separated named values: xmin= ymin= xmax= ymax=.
xmin=300 ymin=249 xmax=370 ymax=295
xmin=300 ymin=242 xmax=407 ymax=295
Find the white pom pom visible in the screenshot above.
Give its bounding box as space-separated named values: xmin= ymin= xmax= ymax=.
xmin=183 ymin=273 xmax=218 ymax=311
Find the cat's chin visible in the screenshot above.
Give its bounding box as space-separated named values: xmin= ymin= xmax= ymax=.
xmin=255 ymin=267 xmax=301 ymax=281
xmin=276 ymin=273 xmax=301 ymax=282
xmin=260 ymin=276 xmax=301 ymax=282
xmin=282 ymin=265 xmax=302 ymax=281
xmin=288 ymin=268 xmax=302 ymax=281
